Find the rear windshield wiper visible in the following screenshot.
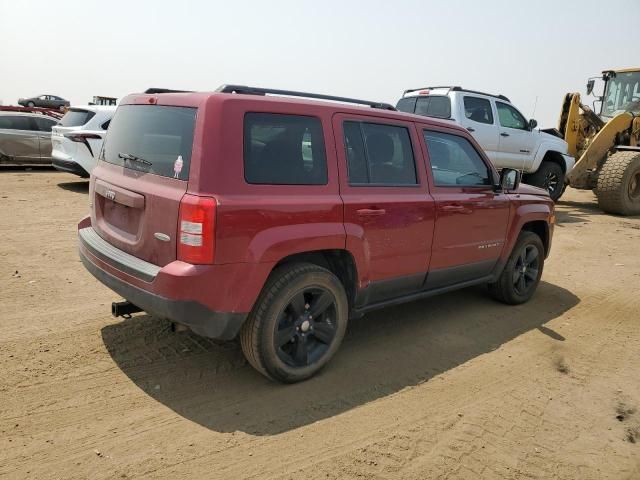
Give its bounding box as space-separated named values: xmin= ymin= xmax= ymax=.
xmin=118 ymin=152 xmax=153 ymax=166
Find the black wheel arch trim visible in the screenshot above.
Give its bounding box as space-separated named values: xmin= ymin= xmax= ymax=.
xmin=542 ymin=150 xmax=570 ymax=173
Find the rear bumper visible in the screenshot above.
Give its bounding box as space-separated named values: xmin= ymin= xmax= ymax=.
xmin=80 ymin=251 xmax=246 ymax=339
xmin=52 ymin=158 xmax=89 ymax=177
xmin=78 ymin=225 xmax=250 ymax=340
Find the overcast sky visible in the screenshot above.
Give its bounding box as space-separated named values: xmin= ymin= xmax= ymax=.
xmin=1 ymin=0 xmax=638 ymax=126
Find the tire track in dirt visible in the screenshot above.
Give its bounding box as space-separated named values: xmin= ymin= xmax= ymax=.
xmin=252 ymin=288 xmax=640 ymax=480
xmin=2 ymin=286 xmax=634 ymax=479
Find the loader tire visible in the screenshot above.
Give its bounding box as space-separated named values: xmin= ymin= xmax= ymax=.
xmin=595 ymin=151 xmax=640 ymax=215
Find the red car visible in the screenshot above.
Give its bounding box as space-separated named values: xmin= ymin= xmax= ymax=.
xmin=78 ymin=85 xmax=555 ymax=383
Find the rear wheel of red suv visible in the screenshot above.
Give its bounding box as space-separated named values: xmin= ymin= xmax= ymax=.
xmin=240 ymin=263 xmax=349 ymax=383
xmin=488 ymin=231 xmax=544 ymax=305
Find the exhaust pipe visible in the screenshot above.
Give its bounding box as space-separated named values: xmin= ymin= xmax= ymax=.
xmin=111 ymin=301 xmax=142 ymax=318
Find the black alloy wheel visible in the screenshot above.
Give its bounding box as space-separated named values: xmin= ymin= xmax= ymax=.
xmin=274 ymin=287 xmax=338 ymax=368
xmin=240 ymin=263 xmax=348 ymax=383
xmin=488 ymin=231 xmax=545 ymax=305
xmin=512 ymin=244 xmax=540 ymax=296
xmin=543 ymin=171 xmax=560 ymax=197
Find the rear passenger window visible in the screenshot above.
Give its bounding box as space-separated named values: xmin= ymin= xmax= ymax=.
xmin=464 ymin=96 xmax=494 ymax=124
xmin=415 ymin=96 xmax=451 ymax=119
xmin=34 ymin=117 xmax=56 ymax=132
xmin=343 ymin=121 xmax=417 ymax=185
xmin=244 ymin=113 xmax=327 ymax=185
xmin=424 ymin=130 xmax=491 ymax=187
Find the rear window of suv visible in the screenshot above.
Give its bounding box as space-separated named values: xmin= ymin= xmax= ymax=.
xmin=58 ymin=108 xmax=96 ymax=127
xmin=101 ymin=105 xmax=196 ymax=180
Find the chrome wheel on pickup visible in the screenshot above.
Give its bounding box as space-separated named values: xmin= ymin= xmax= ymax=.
xmin=543 ymin=171 xmax=560 ymax=197
xmin=526 ymin=161 xmax=565 ymax=202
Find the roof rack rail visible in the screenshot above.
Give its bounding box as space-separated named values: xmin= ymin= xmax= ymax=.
xmin=144 ymin=88 xmax=193 ymax=94
xmin=216 ymin=85 xmax=396 ymax=111
xmin=403 ymin=86 xmax=510 ymax=103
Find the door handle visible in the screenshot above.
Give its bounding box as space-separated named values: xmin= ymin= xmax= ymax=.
xmin=466 ymin=127 xmax=475 ymax=132
xmin=356 ymin=208 xmax=386 ymax=217
xmin=441 ymin=205 xmax=472 ymax=214
xmin=500 ymin=132 xmax=510 ymax=137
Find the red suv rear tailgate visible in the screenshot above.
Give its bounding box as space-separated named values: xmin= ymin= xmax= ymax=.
xmin=90 ymin=101 xmax=198 ymax=268
xmin=90 ymin=163 xmax=187 ymax=267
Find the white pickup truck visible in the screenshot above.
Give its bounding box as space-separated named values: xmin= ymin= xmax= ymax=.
xmin=396 ymin=86 xmax=575 ymax=201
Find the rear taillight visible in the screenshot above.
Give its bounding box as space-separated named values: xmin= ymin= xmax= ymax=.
xmin=64 ymin=132 xmax=102 ymax=157
xmin=177 ymin=194 xmax=216 ymax=264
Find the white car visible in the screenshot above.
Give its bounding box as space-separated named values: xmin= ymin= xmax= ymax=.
xmin=52 ymin=105 xmax=116 ymax=177
xmin=396 ymin=87 xmax=575 ymax=201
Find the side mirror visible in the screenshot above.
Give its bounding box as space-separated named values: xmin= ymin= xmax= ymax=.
xmin=586 ymin=79 xmax=595 ymax=95
xmin=499 ymin=168 xmax=521 ymax=192
xmin=528 ymin=118 xmax=538 ymax=130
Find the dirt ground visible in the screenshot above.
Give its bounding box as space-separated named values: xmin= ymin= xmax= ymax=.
xmin=1 ymin=168 xmax=639 ymax=480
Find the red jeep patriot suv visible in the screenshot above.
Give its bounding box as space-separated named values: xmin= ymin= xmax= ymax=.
xmin=78 ymin=85 xmax=555 ymax=383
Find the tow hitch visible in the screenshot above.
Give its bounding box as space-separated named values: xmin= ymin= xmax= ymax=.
xmin=111 ymin=301 xmax=142 ymax=318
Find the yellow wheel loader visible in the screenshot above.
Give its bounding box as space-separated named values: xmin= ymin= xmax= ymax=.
xmin=557 ymin=68 xmax=640 ymax=215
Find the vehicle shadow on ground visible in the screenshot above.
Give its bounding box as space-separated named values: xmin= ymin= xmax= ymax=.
xmin=555 ymin=209 xmax=592 ymax=225
xmin=57 ymin=180 xmax=89 ymax=193
xmin=101 ymin=281 xmax=578 ymax=436
xmin=555 ymin=199 xmax=597 ymax=225
xmin=0 ymin=165 xmax=56 ymax=173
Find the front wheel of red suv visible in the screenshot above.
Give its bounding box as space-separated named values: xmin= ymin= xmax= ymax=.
xmin=488 ymin=231 xmax=545 ymax=305
xmin=240 ymin=263 xmax=349 ymax=383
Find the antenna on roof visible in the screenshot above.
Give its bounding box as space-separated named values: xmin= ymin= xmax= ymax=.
xmin=531 ymin=95 xmax=538 ymax=119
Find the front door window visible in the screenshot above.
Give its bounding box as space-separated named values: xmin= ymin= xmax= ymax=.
xmin=496 ymin=102 xmax=527 ymax=130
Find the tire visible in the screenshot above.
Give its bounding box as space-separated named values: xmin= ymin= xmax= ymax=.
xmin=489 ymin=231 xmax=545 ymax=305
xmin=525 ymin=161 xmax=565 ymax=201
xmin=240 ymin=262 xmax=349 ymax=383
xmin=59 ymin=105 xmax=65 ymax=112
xmin=27 ymin=102 xmax=35 ymax=108
xmin=595 ymin=151 xmax=640 ymax=215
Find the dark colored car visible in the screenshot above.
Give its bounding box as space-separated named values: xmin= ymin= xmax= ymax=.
xmin=18 ymin=94 xmax=70 ymax=111
xmin=0 ymin=112 xmax=57 ymax=164
xmin=78 ymin=86 xmax=555 ymax=383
